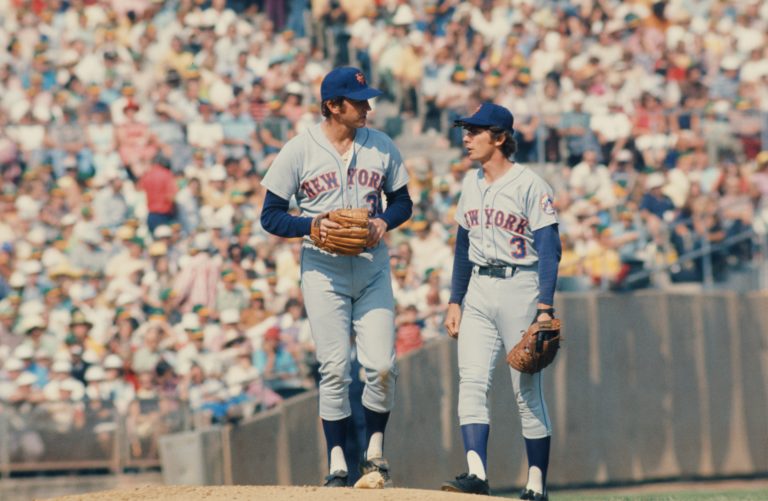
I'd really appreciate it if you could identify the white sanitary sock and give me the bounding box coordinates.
[526,466,543,493]
[366,432,383,459]
[329,446,347,474]
[467,451,486,480]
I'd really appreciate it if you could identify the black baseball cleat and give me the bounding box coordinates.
[520,488,548,500]
[441,473,491,495]
[358,457,393,487]
[323,470,348,487]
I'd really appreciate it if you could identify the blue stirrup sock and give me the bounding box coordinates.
[524,435,551,490]
[322,417,350,473]
[461,423,490,477]
[363,407,390,459]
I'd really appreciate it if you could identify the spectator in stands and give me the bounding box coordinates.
[138,155,178,234]
[569,148,615,205]
[395,304,423,358]
[220,98,258,161]
[92,169,129,231]
[126,370,162,459]
[559,91,595,167]
[639,173,676,244]
[86,103,120,177]
[21,315,58,358]
[591,100,632,164]
[253,326,303,396]
[46,107,90,179]
[151,103,190,173]
[216,268,249,313]
[505,76,540,163]
[538,76,565,163]
[718,175,754,263]
[83,365,117,454]
[116,100,156,178]
[132,323,166,374]
[220,309,250,365]
[241,288,273,328]
[7,371,46,461]
[175,175,203,236]
[633,92,672,170]
[44,378,86,436]
[415,268,448,340]
[101,354,135,414]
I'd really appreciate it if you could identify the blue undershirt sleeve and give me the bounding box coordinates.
[260,190,313,238]
[377,185,413,230]
[532,223,562,306]
[449,227,473,305]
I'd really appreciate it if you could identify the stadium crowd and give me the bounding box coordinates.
[1,0,768,464]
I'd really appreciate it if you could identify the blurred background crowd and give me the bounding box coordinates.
[1,0,768,470]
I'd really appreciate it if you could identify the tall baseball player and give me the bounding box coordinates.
[441,103,562,499]
[260,67,413,488]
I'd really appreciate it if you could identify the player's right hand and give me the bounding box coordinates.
[444,303,462,338]
[313,213,341,240]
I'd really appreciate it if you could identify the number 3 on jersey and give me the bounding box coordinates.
[509,236,526,258]
[365,192,382,217]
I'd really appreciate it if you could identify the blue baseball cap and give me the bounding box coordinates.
[321,67,382,102]
[454,102,514,132]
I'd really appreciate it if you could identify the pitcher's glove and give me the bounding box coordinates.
[310,208,370,256]
[507,310,562,374]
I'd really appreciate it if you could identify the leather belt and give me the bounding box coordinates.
[476,265,517,278]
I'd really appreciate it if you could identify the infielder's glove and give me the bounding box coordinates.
[310,208,370,256]
[507,312,562,374]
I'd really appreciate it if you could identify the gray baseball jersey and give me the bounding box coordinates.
[262,122,409,225]
[455,164,558,267]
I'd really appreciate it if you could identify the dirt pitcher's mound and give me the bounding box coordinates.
[45,485,503,501]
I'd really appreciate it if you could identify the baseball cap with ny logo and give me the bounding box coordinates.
[321,67,383,102]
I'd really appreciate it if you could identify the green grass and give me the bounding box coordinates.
[503,488,768,500]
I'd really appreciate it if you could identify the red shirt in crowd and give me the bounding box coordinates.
[395,323,423,357]
[139,164,177,215]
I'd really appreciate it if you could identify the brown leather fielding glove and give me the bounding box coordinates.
[507,318,562,374]
[310,208,370,256]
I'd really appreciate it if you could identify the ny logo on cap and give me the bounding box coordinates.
[356,72,366,85]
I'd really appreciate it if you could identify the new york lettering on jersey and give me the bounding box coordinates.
[462,205,530,259]
[455,166,557,266]
[299,164,386,215]
[262,122,408,220]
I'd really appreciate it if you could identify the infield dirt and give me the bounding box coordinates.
[43,485,504,500]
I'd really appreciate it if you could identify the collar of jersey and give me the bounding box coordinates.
[312,122,368,159]
[477,162,524,187]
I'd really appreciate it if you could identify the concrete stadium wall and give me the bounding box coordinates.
[161,291,768,490]
[159,428,225,485]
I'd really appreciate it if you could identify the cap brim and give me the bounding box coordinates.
[454,117,493,128]
[342,87,383,101]
[454,117,514,132]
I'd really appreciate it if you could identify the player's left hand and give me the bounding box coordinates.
[366,218,387,247]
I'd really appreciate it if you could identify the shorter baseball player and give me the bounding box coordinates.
[441,103,562,499]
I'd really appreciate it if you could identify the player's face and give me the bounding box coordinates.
[339,98,371,128]
[462,126,496,162]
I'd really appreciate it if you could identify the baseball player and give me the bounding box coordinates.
[260,67,413,488]
[441,103,561,499]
